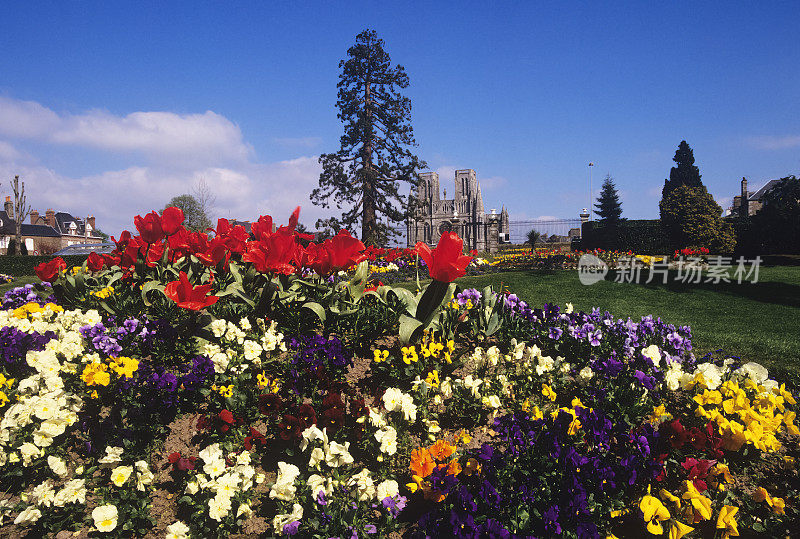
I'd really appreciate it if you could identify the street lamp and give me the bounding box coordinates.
[588,162,595,220]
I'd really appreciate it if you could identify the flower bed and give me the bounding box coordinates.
[0,207,797,538]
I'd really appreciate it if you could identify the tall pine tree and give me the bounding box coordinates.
[311,29,425,246]
[662,140,703,198]
[594,174,623,222]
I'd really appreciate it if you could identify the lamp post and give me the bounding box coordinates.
[588,162,595,220]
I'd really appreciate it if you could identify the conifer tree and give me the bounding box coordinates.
[663,140,703,198]
[594,174,623,222]
[311,29,425,246]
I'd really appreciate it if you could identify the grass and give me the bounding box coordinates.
[0,276,39,296]
[450,266,800,370]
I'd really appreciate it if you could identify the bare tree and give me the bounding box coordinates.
[11,176,32,255]
[192,177,216,223]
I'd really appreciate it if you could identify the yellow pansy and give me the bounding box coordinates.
[669,520,694,539]
[425,370,440,388]
[639,495,670,535]
[81,362,110,387]
[542,384,557,402]
[681,481,712,522]
[716,505,739,538]
[372,349,390,363]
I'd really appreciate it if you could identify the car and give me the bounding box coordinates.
[51,242,116,256]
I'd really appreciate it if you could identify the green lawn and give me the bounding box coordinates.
[453,266,800,370]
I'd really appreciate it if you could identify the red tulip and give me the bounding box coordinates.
[134,211,164,244]
[163,271,219,310]
[161,206,185,236]
[35,257,67,283]
[242,229,298,275]
[323,230,366,273]
[415,232,473,283]
[86,251,105,272]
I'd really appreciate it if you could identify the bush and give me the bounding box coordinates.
[659,185,736,253]
[581,220,671,253]
[0,254,89,276]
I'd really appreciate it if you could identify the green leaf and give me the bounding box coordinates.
[302,302,326,323]
[140,280,165,307]
[399,314,424,344]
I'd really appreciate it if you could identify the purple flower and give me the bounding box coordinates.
[363,524,377,534]
[589,330,602,347]
[548,327,563,340]
[316,491,327,506]
[283,521,300,536]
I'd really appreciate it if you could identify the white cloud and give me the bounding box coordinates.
[480,175,507,191]
[0,96,331,235]
[0,96,252,165]
[746,135,800,151]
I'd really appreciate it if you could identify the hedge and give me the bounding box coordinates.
[581,219,671,253]
[0,255,89,277]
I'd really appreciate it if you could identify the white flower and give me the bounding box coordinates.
[439,378,453,399]
[203,458,226,478]
[31,480,56,507]
[376,479,399,501]
[400,393,417,422]
[578,367,594,384]
[483,394,501,409]
[642,344,662,367]
[325,441,354,468]
[693,363,723,391]
[300,425,329,451]
[382,388,404,412]
[92,504,118,532]
[47,455,68,477]
[273,503,303,535]
[20,442,42,466]
[307,474,333,499]
[485,346,501,366]
[374,426,398,455]
[243,339,263,362]
[270,462,300,501]
[53,479,86,506]
[664,364,685,391]
[110,465,133,487]
[464,375,482,398]
[166,521,191,539]
[135,460,153,491]
[13,506,42,526]
[239,317,252,331]
[347,468,375,501]
[208,494,232,521]
[536,356,555,376]
[98,446,124,464]
[565,303,574,314]
[185,481,199,495]
[210,319,227,338]
[737,362,769,384]
[368,407,387,428]
[309,447,325,468]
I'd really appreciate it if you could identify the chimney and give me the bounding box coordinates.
[30,210,39,224]
[740,177,749,218]
[4,196,12,219]
[45,209,56,228]
[87,215,96,232]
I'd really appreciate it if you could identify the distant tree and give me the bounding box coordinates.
[660,185,736,253]
[192,177,216,225]
[10,176,31,256]
[93,228,111,242]
[751,175,800,253]
[164,194,212,232]
[526,229,542,246]
[663,141,703,198]
[594,174,623,223]
[311,29,426,246]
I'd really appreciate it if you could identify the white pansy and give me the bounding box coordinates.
[272,503,303,535]
[199,443,222,464]
[400,393,417,421]
[300,425,329,451]
[208,493,232,521]
[485,346,501,366]
[374,426,398,455]
[325,441,354,468]
[642,344,662,367]
[210,319,227,338]
[347,468,376,501]
[376,479,399,501]
[135,460,153,491]
[736,362,769,384]
[309,447,325,468]
[13,506,42,526]
[47,456,68,477]
[535,356,554,376]
[242,339,263,362]
[382,388,404,412]
[110,465,133,487]
[92,504,118,532]
[166,521,191,539]
[578,367,594,384]
[99,446,124,464]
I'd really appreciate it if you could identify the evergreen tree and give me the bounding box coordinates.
[663,140,703,198]
[594,174,623,222]
[660,185,736,253]
[311,29,425,246]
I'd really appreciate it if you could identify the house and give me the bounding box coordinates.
[730,178,780,218]
[0,196,103,255]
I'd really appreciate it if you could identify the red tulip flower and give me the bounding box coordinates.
[160,206,185,236]
[163,271,219,310]
[86,252,105,272]
[415,232,473,283]
[323,230,366,273]
[35,257,67,283]
[134,211,164,244]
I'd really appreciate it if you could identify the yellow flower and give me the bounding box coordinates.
[716,505,739,538]
[668,520,694,539]
[401,346,418,364]
[529,406,544,421]
[108,356,138,379]
[81,362,110,387]
[752,487,772,506]
[649,404,673,425]
[373,349,390,363]
[659,488,681,510]
[0,391,8,407]
[542,384,557,402]
[772,497,786,515]
[682,481,712,522]
[639,495,670,535]
[425,370,440,388]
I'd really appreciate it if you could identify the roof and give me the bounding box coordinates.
[21,224,60,238]
[750,179,780,201]
[0,209,101,238]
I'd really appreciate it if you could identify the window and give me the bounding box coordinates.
[25,238,34,250]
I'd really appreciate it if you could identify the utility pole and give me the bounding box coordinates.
[588,162,595,220]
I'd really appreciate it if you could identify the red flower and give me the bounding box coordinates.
[258,393,283,416]
[86,251,105,272]
[35,257,67,283]
[278,414,306,441]
[242,229,299,275]
[161,206,185,236]
[321,230,366,274]
[244,427,267,451]
[163,271,219,310]
[134,211,164,244]
[415,232,473,282]
[681,457,716,492]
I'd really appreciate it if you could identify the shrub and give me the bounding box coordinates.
[659,185,736,253]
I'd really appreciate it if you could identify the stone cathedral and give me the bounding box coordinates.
[407,169,509,253]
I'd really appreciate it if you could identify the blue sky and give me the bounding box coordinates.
[1,1,799,235]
